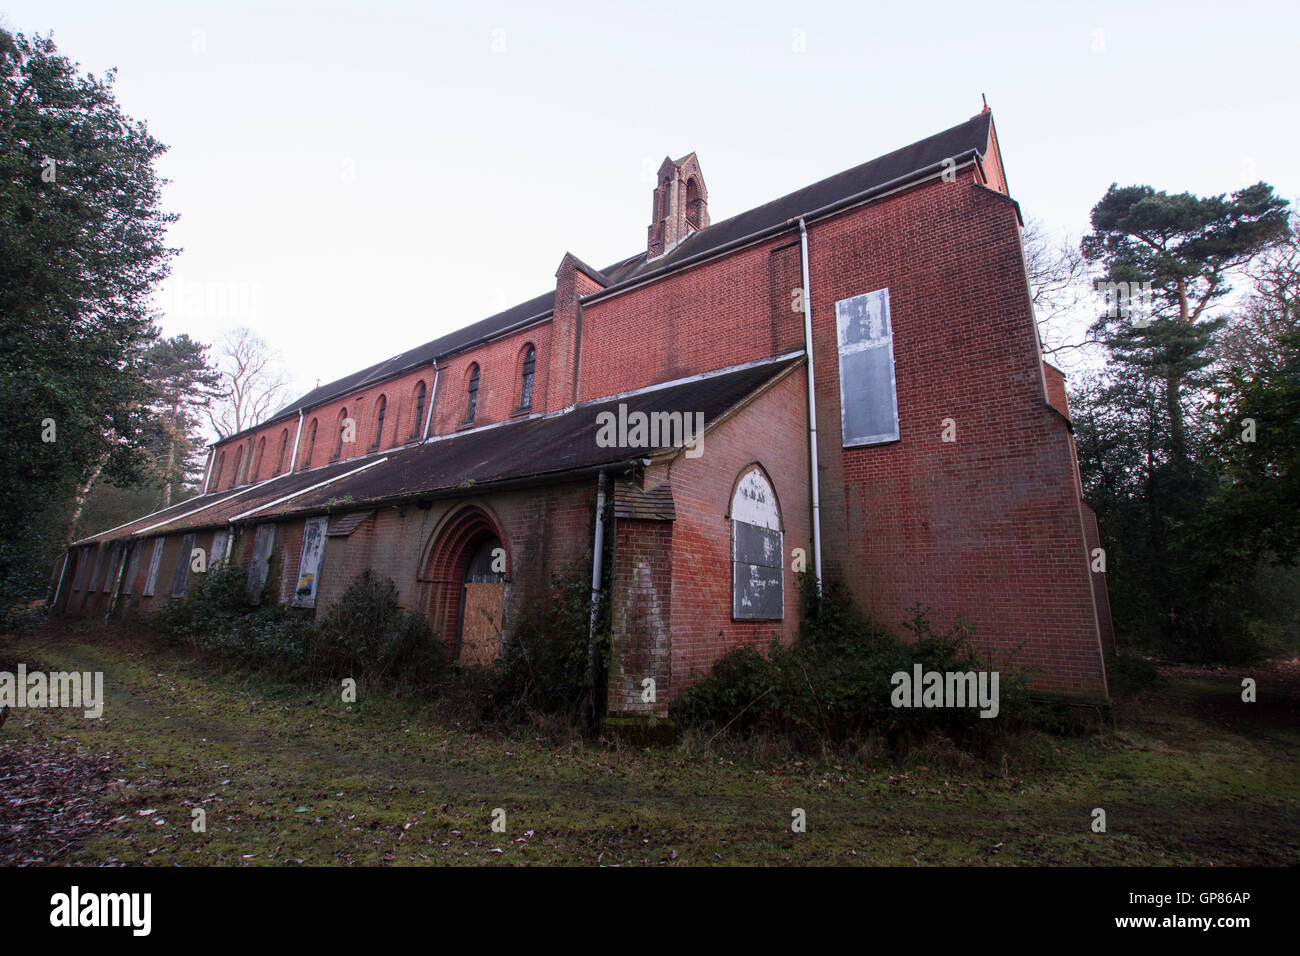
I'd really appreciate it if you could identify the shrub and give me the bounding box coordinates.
[672,576,1032,755]
[484,563,601,725]
[311,570,445,688]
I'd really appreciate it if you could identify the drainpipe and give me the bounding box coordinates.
[585,470,609,723]
[797,217,824,589]
[287,409,305,473]
[421,365,439,440]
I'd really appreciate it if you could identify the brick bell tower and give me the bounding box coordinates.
[647,153,709,261]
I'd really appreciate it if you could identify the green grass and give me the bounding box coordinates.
[2,619,1297,866]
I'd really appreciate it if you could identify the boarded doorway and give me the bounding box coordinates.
[456,536,505,666]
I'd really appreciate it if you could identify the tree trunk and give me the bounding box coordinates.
[160,395,180,508]
[65,452,108,546]
[1165,371,1186,462]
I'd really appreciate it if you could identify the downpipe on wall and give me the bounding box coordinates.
[584,469,608,725]
[797,217,824,589]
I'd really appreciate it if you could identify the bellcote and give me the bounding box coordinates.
[647,153,708,261]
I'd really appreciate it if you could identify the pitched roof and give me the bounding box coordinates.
[80,356,801,544]
[238,112,993,442]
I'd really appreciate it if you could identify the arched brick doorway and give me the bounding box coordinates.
[422,506,508,666]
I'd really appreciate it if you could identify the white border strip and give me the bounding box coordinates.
[229,457,389,522]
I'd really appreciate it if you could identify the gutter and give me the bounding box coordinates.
[228,457,390,523]
[797,217,824,588]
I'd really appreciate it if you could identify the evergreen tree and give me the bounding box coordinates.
[0,28,176,609]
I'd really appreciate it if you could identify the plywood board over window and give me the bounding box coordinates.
[292,516,329,608]
[121,541,142,596]
[731,467,784,620]
[142,538,165,597]
[836,288,900,446]
[171,532,197,597]
[246,524,276,600]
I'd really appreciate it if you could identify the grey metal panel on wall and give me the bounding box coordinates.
[121,542,142,596]
[836,288,900,446]
[292,516,329,608]
[732,560,784,620]
[247,524,276,599]
[142,538,165,596]
[171,533,196,597]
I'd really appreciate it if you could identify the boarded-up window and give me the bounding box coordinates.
[171,533,197,597]
[101,544,122,593]
[121,541,142,596]
[731,468,783,620]
[87,547,105,593]
[210,529,228,569]
[292,516,329,608]
[71,547,91,592]
[142,538,165,597]
[247,524,276,600]
[835,288,899,446]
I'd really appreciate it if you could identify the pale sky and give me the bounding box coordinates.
[6,0,1298,420]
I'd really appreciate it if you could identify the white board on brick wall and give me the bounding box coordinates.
[836,288,900,446]
[292,516,329,608]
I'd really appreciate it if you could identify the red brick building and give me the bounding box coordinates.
[54,108,1114,711]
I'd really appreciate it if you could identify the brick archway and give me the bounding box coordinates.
[421,506,509,663]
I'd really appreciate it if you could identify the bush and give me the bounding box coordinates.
[483,564,601,724]
[153,567,445,690]
[672,576,1032,755]
[311,570,445,688]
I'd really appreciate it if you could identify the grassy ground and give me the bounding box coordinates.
[1,619,1297,866]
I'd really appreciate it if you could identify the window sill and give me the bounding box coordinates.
[510,406,532,418]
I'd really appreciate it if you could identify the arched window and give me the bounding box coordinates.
[465,364,480,424]
[333,407,349,460]
[685,177,702,229]
[410,381,426,440]
[229,445,243,490]
[212,451,226,491]
[730,466,783,620]
[253,436,266,482]
[518,345,535,410]
[371,395,387,450]
[302,418,317,469]
[274,429,288,476]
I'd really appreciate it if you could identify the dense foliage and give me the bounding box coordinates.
[672,575,1034,753]
[0,29,178,614]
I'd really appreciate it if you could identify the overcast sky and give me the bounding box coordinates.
[6,0,1298,412]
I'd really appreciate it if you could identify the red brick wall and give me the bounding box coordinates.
[431,323,553,436]
[578,238,804,401]
[806,177,1107,696]
[608,519,674,714]
[661,367,813,699]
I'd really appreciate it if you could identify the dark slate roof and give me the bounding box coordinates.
[90,357,799,543]
[73,453,398,545]
[254,356,801,521]
[614,482,676,521]
[263,289,556,426]
[609,112,993,280]
[229,112,992,441]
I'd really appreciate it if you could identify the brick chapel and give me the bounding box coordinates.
[53,107,1115,713]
